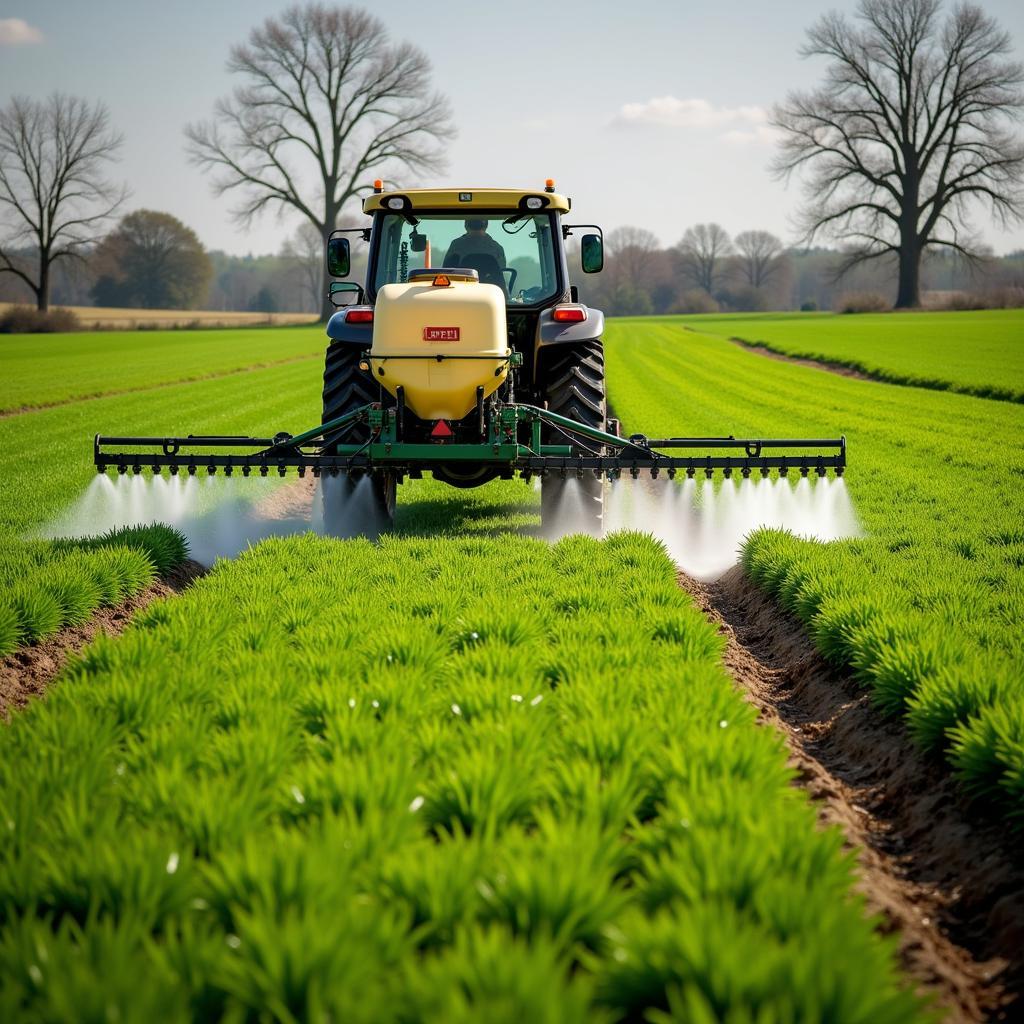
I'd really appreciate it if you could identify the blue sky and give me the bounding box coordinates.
[2,0,1022,255]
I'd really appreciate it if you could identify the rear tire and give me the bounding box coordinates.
[539,340,606,537]
[320,342,395,538]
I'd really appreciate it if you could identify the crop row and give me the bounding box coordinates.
[0,531,924,1022]
[0,324,325,413]
[0,526,188,658]
[0,354,327,659]
[606,318,1024,821]
[684,309,1024,402]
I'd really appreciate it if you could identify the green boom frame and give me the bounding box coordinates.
[94,403,846,481]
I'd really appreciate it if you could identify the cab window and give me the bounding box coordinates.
[373,212,559,306]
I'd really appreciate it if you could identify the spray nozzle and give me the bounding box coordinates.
[188,464,197,476]
[741,467,751,479]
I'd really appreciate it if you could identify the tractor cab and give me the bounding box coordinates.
[324,182,605,404]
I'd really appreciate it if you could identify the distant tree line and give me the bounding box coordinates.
[575,224,1024,316]
[1,0,1021,318]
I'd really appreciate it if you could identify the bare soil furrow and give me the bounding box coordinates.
[727,336,874,380]
[0,559,207,716]
[679,565,1024,1024]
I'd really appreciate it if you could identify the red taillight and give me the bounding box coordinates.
[430,420,454,439]
[552,305,587,323]
[345,307,374,324]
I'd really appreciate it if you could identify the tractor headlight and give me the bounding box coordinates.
[525,196,544,210]
[385,197,405,210]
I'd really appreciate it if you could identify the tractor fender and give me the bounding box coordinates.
[534,305,604,348]
[325,310,372,344]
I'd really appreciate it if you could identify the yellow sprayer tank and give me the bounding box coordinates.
[369,275,509,421]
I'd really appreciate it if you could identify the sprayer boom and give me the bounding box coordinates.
[94,403,846,481]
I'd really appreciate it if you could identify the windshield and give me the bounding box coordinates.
[373,212,560,305]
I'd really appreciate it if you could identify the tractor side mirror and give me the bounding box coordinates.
[326,236,351,277]
[581,233,603,274]
[409,230,427,253]
[329,281,363,307]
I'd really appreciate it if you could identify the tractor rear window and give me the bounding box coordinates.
[373,212,559,305]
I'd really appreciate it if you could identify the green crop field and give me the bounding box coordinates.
[1,311,1021,1018]
[680,309,1024,402]
[0,325,325,413]
[0,531,922,1022]
[0,358,327,656]
[607,317,1024,818]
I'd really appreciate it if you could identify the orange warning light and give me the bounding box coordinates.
[544,178,556,192]
[373,178,383,193]
[432,274,451,287]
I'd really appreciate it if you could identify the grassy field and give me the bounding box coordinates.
[0,302,317,331]
[680,309,1024,402]
[0,533,923,1022]
[0,324,325,412]
[2,310,1020,1016]
[606,317,1024,818]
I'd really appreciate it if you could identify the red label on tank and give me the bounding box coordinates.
[423,326,460,342]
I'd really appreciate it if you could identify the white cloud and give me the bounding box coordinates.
[613,96,767,130]
[0,18,43,46]
[720,124,782,146]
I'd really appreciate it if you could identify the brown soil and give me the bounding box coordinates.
[0,559,207,718]
[0,353,321,419]
[254,475,317,522]
[728,337,874,380]
[680,566,1024,1023]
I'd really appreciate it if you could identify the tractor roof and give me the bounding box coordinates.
[363,187,571,215]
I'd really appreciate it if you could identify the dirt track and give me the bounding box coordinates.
[680,566,1024,1023]
[727,337,875,380]
[0,559,206,717]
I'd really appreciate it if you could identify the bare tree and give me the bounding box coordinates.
[186,4,455,319]
[281,222,324,312]
[607,226,661,286]
[734,230,785,288]
[675,223,733,294]
[0,94,125,311]
[772,0,1024,308]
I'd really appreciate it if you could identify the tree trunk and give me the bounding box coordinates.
[37,250,50,312]
[319,220,334,323]
[895,238,921,308]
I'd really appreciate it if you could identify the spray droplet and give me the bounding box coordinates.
[530,694,544,706]
[166,852,180,874]
[511,694,523,703]
[408,795,425,813]
[290,786,305,804]
[451,703,462,716]
[719,720,728,729]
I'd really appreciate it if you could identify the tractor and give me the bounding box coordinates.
[320,178,611,535]
[93,181,846,537]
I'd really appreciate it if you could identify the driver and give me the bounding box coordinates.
[443,218,507,269]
